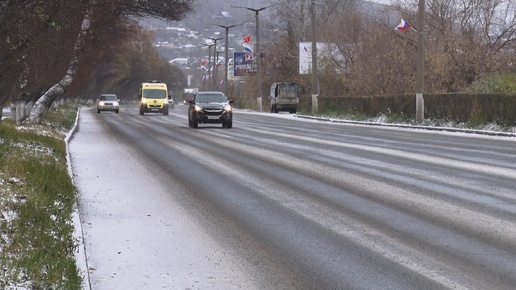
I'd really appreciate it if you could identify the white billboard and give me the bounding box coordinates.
[299,42,326,75]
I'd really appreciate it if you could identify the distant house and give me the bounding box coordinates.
[166,27,188,37]
[166,27,187,32]
[170,58,188,65]
[187,31,200,39]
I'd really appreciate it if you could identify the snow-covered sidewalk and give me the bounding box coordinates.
[68,108,261,289]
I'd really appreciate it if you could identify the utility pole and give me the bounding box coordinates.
[208,37,222,90]
[215,51,223,89]
[232,5,271,112]
[310,0,319,114]
[416,0,425,122]
[217,24,237,95]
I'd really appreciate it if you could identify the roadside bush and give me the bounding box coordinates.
[468,112,489,128]
[469,73,516,94]
[308,93,516,128]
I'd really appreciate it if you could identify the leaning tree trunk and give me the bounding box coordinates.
[28,7,92,124]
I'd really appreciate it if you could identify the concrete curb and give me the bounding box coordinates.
[294,114,516,138]
[64,106,92,290]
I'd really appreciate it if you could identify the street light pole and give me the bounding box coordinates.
[217,24,237,96]
[310,0,319,114]
[232,5,271,112]
[208,37,222,90]
[203,43,214,91]
[416,0,425,122]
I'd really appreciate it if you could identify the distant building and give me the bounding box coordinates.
[166,27,187,32]
[170,58,188,65]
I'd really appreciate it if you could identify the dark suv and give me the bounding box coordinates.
[188,91,233,128]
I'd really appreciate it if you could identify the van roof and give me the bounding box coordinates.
[142,82,167,88]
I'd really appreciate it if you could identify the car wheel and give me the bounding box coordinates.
[139,106,144,115]
[188,117,192,128]
[193,119,198,128]
[97,108,101,113]
[225,121,233,129]
[163,108,169,115]
[115,109,119,114]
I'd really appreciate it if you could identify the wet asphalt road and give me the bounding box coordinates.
[72,104,516,290]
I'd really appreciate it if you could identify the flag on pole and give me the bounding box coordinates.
[395,19,412,32]
[242,35,252,43]
[242,43,253,61]
[201,60,207,71]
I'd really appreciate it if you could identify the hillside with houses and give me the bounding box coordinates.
[139,0,269,85]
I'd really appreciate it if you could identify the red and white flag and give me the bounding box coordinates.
[242,35,252,43]
[395,19,412,32]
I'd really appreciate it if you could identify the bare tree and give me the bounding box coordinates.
[265,0,515,98]
[25,0,193,123]
[0,0,89,124]
[26,0,94,124]
[422,0,516,92]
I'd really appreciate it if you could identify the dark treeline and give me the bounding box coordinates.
[0,0,194,123]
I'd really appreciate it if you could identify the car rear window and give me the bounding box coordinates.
[195,93,226,103]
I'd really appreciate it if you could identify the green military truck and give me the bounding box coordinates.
[269,82,301,114]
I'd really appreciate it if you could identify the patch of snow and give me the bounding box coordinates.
[1,210,17,223]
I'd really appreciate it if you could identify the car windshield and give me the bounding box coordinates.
[143,89,167,99]
[278,84,298,98]
[100,95,117,101]
[195,93,226,103]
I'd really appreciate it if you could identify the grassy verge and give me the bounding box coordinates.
[0,104,83,289]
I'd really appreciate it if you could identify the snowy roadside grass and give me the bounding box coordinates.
[0,105,82,289]
[313,111,516,133]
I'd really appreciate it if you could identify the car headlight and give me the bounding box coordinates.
[141,98,146,104]
[194,105,202,112]
[99,101,105,106]
[224,104,232,112]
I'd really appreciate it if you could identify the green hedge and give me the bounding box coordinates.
[300,93,516,126]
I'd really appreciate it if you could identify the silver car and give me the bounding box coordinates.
[97,94,120,113]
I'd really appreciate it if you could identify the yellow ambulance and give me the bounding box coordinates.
[138,80,170,115]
